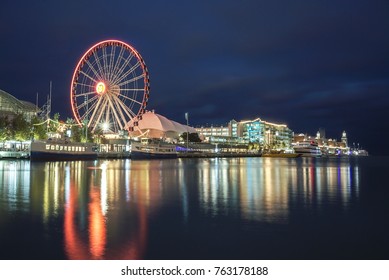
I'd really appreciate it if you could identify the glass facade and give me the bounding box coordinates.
[0,89,38,121]
[197,118,293,149]
[240,118,292,148]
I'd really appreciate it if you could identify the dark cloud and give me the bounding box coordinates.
[0,0,388,154]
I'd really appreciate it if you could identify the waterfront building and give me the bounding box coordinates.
[294,130,351,155]
[240,118,293,149]
[95,110,197,154]
[341,131,348,146]
[195,122,245,144]
[0,89,39,121]
[196,117,293,150]
[127,110,196,142]
[196,124,230,138]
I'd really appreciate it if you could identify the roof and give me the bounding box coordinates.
[0,89,38,113]
[130,111,197,134]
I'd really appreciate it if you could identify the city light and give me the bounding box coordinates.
[102,122,110,132]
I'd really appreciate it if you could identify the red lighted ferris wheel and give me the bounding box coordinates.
[70,39,149,133]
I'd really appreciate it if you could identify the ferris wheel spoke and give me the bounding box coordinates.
[80,104,95,122]
[74,90,97,98]
[111,47,125,82]
[79,70,99,83]
[112,96,130,128]
[113,53,131,79]
[106,95,125,129]
[80,101,99,119]
[107,45,117,82]
[105,102,111,125]
[102,47,110,81]
[111,52,135,84]
[89,97,108,129]
[117,73,145,87]
[96,100,109,127]
[80,96,100,117]
[112,95,137,119]
[75,82,95,89]
[85,59,104,81]
[93,51,105,80]
[76,94,99,111]
[113,97,131,128]
[114,61,141,85]
[117,92,143,105]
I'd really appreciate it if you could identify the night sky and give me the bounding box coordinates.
[1,0,388,154]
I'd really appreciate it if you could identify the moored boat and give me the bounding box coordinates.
[292,140,322,157]
[30,138,98,161]
[131,138,177,159]
[0,150,30,159]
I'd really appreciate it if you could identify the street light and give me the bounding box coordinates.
[185,112,189,152]
[102,122,110,132]
[83,119,88,142]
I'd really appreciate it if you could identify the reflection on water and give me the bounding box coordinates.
[193,157,360,223]
[0,157,361,259]
[0,160,31,212]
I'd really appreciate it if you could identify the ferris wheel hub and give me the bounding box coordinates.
[96,82,106,94]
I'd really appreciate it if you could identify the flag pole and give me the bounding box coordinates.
[185,112,189,152]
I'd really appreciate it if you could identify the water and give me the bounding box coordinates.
[0,157,388,260]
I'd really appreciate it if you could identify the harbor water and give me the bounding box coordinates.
[0,156,388,260]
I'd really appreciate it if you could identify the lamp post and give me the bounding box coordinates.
[83,119,88,143]
[185,112,189,152]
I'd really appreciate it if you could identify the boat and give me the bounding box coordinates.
[292,140,322,157]
[30,138,98,161]
[131,138,177,159]
[0,140,30,159]
[351,149,369,156]
[0,150,30,159]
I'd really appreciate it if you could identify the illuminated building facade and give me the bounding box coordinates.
[294,130,351,155]
[196,117,293,149]
[195,123,240,144]
[240,118,293,149]
[196,124,230,138]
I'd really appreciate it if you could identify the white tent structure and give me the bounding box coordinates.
[128,110,197,141]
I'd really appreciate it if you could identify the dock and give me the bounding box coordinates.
[0,150,30,159]
[178,152,261,158]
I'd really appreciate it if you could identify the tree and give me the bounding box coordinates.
[47,113,61,133]
[12,113,30,141]
[31,116,47,140]
[0,116,11,141]
[65,118,81,142]
[181,132,202,143]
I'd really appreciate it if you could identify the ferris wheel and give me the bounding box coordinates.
[70,39,149,133]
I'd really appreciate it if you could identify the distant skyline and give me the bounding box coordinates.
[1,1,388,154]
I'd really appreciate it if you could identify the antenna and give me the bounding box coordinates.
[36,92,39,113]
[47,81,52,120]
[38,81,52,120]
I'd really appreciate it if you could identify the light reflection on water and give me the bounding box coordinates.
[0,157,361,259]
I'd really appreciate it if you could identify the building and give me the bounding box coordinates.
[196,117,293,149]
[240,118,293,149]
[0,89,38,121]
[294,130,351,155]
[127,110,196,142]
[196,124,230,138]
